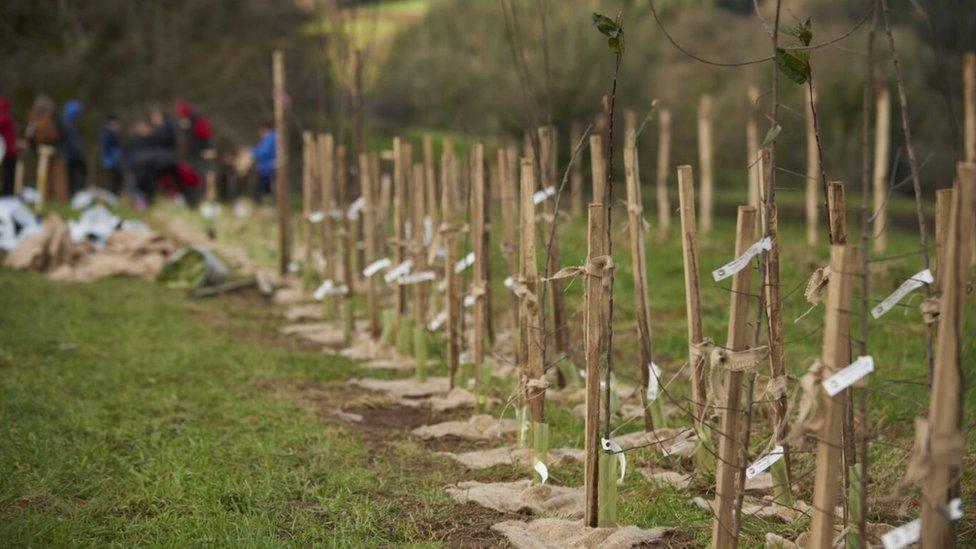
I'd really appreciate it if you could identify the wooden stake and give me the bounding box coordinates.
[442,139,461,388]
[583,203,608,527]
[677,165,707,422]
[317,134,336,317]
[590,136,606,215]
[935,188,953,290]
[965,53,975,163]
[571,122,584,216]
[698,94,714,234]
[808,243,856,549]
[872,83,890,253]
[337,145,354,340]
[423,135,439,237]
[828,181,848,244]
[758,150,793,506]
[410,162,428,325]
[13,141,25,196]
[301,133,315,265]
[806,85,820,246]
[470,145,487,385]
[746,86,760,211]
[360,152,380,338]
[35,145,55,214]
[711,206,757,548]
[272,50,291,275]
[624,129,659,431]
[393,138,410,325]
[539,126,569,378]
[655,108,672,232]
[965,53,976,266]
[498,147,520,332]
[920,162,975,544]
[519,157,545,423]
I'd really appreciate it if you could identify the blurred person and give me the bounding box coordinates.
[251,122,276,204]
[25,95,59,147]
[25,95,62,202]
[175,101,211,205]
[60,99,86,195]
[0,95,17,195]
[98,114,123,194]
[123,119,178,209]
[149,105,176,150]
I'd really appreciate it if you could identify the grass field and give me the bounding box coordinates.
[1,193,974,545]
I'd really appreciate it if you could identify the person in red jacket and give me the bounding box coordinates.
[0,95,18,195]
[175,101,211,205]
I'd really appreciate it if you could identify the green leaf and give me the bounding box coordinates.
[780,18,812,46]
[607,35,624,54]
[776,48,810,85]
[592,13,620,38]
[760,124,782,148]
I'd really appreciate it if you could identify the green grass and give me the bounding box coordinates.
[2,189,974,545]
[0,273,488,546]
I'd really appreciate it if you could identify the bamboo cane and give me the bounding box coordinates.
[920,162,975,544]
[698,94,714,234]
[318,134,336,319]
[583,203,608,527]
[442,139,461,388]
[872,83,890,253]
[272,50,291,275]
[807,243,856,549]
[470,145,487,388]
[806,85,820,247]
[711,206,757,549]
[571,122,584,216]
[360,153,380,339]
[498,147,519,333]
[746,86,760,211]
[759,150,793,505]
[624,129,663,431]
[677,165,707,423]
[655,109,672,233]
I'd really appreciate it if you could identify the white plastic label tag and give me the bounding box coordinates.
[601,438,626,482]
[200,201,219,220]
[346,196,364,220]
[533,460,549,484]
[398,270,436,285]
[746,445,784,479]
[646,363,662,401]
[711,236,772,281]
[504,275,518,294]
[363,257,391,278]
[313,279,334,300]
[308,210,325,223]
[871,269,934,319]
[454,252,475,273]
[463,293,476,308]
[822,356,874,396]
[882,498,962,549]
[384,259,413,283]
[663,439,693,457]
[423,216,433,244]
[427,311,447,331]
[533,185,556,205]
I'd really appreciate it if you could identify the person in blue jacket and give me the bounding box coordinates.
[251,122,276,204]
[99,114,122,194]
[60,99,86,195]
